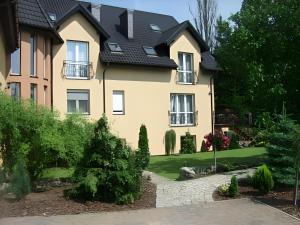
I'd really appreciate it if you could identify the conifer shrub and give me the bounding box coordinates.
[136,124,150,170]
[228,175,238,197]
[252,164,274,194]
[165,129,176,155]
[10,156,31,200]
[180,132,196,154]
[200,140,207,152]
[68,115,142,204]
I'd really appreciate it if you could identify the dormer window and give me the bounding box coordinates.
[143,46,157,56]
[108,43,123,53]
[48,13,56,21]
[150,24,161,32]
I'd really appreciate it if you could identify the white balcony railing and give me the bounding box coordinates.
[176,71,198,84]
[63,60,93,79]
[169,111,198,126]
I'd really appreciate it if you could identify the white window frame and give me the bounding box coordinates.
[30,34,37,76]
[113,90,125,115]
[177,52,194,84]
[170,94,195,126]
[66,40,89,79]
[67,90,90,114]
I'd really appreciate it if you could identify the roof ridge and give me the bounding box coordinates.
[36,0,54,29]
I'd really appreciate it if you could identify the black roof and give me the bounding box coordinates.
[201,51,220,72]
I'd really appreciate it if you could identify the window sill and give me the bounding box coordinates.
[30,75,38,78]
[113,112,125,115]
[170,124,197,127]
[176,82,195,85]
[67,112,90,115]
[65,77,90,80]
[43,78,48,81]
[10,73,21,76]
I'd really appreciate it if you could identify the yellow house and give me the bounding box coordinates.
[2,0,219,155]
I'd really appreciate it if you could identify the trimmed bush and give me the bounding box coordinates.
[69,115,142,205]
[252,164,274,194]
[180,132,196,154]
[10,156,31,200]
[165,129,176,155]
[228,175,238,197]
[136,124,150,170]
[227,130,240,149]
[200,140,207,152]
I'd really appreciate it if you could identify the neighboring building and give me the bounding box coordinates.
[9,0,219,155]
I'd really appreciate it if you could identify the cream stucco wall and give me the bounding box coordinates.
[105,31,213,155]
[0,25,7,91]
[52,13,103,119]
[52,15,214,155]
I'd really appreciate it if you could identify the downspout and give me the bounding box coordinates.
[50,39,53,109]
[102,63,109,114]
[210,72,217,172]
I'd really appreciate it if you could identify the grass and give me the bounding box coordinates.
[148,147,267,180]
[40,167,75,179]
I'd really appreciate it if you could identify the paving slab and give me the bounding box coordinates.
[1,199,299,225]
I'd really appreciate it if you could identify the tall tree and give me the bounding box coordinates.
[215,0,300,122]
[190,0,217,50]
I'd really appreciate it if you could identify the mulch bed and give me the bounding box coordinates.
[213,182,300,219]
[0,178,156,218]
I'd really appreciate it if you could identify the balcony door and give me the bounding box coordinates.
[178,52,194,84]
[66,41,89,78]
[170,94,195,126]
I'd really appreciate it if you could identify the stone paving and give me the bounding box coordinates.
[1,199,299,225]
[144,169,255,208]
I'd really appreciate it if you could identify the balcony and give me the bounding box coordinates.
[169,111,198,126]
[176,71,198,85]
[63,60,93,79]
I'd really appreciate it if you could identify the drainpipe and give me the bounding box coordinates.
[210,72,216,172]
[102,63,109,114]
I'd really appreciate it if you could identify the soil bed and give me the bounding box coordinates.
[213,182,300,219]
[0,178,156,218]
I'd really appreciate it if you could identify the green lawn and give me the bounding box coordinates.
[148,147,267,180]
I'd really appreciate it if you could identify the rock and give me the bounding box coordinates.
[179,167,196,179]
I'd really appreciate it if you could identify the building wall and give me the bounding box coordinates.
[52,14,213,155]
[0,25,7,91]
[105,31,213,155]
[6,30,51,106]
[52,13,103,119]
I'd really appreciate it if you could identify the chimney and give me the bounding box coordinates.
[120,9,134,39]
[91,4,101,22]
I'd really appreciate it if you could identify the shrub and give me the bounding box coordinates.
[180,132,196,154]
[252,164,274,194]
[228,175,238,197]
[136,124,150,170]
[266,115,296,185]
[226,130,240,149]
[69,115,142,204]
[218,183,229,196]
[10,156,31,200]
[204,131,231,151]
[165,129,176,155]
[200,140,207,152]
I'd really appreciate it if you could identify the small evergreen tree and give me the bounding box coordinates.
[180,132,196,154]
[136,124,150,170]
[165,129,176,155]
[10,156,31,200]
[228,175,238,198]
[252,164,274,194]
[200,140,207,152]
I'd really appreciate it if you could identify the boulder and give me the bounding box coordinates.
[179,167,196,179]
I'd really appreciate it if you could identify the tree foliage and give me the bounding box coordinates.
[70,115,142,204]
[180,132,196,154]
[215,0,300,122]
[252,164,274,194]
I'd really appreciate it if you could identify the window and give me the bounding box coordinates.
[108,43,122,52]
[67,90,90,114]
[170,94,195,126]
[44,86,47,105]
[113,91,124,115]
[30,83,37,103]
[30,34,36,76]
[10,33,20,75]
[43,38,46,78]
[178,53,194,84]
[66,40,89,78]
[143,46,157,56]
[10,82,21,100]
[150,24,161,32]
[48,13,56,21]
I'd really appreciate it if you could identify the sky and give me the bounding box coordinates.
[87,0,243,22]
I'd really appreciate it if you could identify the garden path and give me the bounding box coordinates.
[143,169,255,207]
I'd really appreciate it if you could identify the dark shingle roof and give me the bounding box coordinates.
[99,5,178,69]
[18,0,52,30]
[201,51,220,72]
